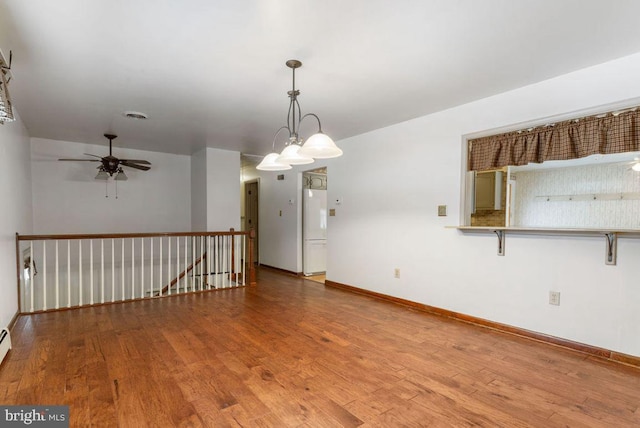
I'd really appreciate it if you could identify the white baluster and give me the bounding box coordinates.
[168,237,172,295]
[226,235,230,288]
[200,235,204,290]
[229,235,233,287]
[77,240,81,308]
[42,241,47,311]
[159,237,163,297]
[223,235,228,288]
[89,239,94,305]
[121,239,125,301]
[235,235,239,287]
[131,239,135,299]
[54,240,59,310]
[78,241,83,307]
[184,236,188,292]
[242,234,246,286]
[207,235,218,290]
[218,235,222,288]
[176,236,180,293]
[215,235,220,288]
[111,239,115,303]
[29,243,34,312]
[150,237,154,298]
[65,240,70,307]
[101,239,105,304]
[212,236,216,289]
[233,235,237,287]
[191,236,196,291]
[140,237,144,299]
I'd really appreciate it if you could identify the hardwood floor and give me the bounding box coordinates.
[1,268,639,427]
[305,274,326,284]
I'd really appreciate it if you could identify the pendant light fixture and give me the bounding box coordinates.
[0,49,15,124]
[256,60,342,171]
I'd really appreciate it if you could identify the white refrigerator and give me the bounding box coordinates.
[303,188,327,275]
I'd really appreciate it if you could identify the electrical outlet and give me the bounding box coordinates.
[549,291,561,306]
[394,268,400,279]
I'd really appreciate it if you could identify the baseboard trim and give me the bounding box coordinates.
[7,311,19,332]
[325,279,640,369]
[258,264,303,277]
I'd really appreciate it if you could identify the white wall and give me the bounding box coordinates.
[253,52,640,357]
[0,112,33,330]
[31,138,191,234]
[205,148,241,231]
[191,147,208,231]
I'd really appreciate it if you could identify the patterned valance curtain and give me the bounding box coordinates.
[468,109,640,171]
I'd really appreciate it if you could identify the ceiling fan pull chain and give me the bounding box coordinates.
[115,179,119,199]
[105,179,108,198]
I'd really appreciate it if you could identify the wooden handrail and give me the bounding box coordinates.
[17,230,251,241]
[160,253,207,295]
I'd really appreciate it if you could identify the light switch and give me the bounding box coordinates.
[438,205,447,216]
[329,209,336,217]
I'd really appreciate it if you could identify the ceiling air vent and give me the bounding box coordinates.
[123,111,148,120]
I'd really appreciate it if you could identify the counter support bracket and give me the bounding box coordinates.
[494,230,505,256]
[605,232,617,266]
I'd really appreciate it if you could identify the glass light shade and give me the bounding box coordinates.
[95,169,109,180]
[632,162,640,172]
[256,153,292,171]
[277,144,314,165]
[115,169,128,181]
[298,133,343,159]
[0,74,15,123]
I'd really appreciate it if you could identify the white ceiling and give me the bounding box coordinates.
[4,0,640,157]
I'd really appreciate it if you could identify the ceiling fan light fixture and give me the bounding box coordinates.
[114,168,128,181]
[256,153,292,171]
[95,168,109,180]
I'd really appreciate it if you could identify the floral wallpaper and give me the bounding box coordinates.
[512,163,640,229]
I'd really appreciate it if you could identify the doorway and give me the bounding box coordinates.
[244,180,259,265]
[302,167,327,279]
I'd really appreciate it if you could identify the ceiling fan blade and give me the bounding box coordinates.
[83,153,103,159]
[58,158,100,162]
[120,159,151,165]
[120,161,151,171]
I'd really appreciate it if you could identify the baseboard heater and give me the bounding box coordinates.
[0,328,11,365]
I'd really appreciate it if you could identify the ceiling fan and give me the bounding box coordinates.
[59,134,151,180]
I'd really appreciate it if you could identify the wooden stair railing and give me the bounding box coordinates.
[160,228,256,295]
[16,229,256,314]
[159,253,207,296]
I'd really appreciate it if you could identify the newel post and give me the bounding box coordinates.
[248,228,256,286]
[229,228,237,282]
